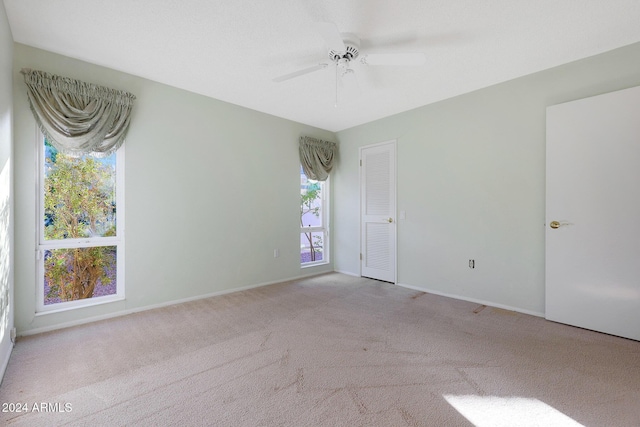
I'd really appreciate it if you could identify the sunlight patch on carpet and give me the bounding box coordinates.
[443,395,584,427]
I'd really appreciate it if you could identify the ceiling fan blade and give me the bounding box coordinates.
[360,53,426,66]
[315,22,346,53]
[273,63,328,83]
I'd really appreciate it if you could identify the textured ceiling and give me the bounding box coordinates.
[4,0,640,132]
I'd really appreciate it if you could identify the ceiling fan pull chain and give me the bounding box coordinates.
[335,62,338,108]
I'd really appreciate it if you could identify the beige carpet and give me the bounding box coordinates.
[1,273,639,426]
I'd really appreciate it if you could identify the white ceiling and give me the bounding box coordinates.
[4,0,640,132]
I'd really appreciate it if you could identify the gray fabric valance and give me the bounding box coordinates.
[21,68,136,158]
[299,136,337,181]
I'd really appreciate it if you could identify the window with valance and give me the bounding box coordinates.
[22,69,135,312]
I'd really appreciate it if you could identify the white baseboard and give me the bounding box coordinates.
[395,282,545,318]
[18,271,331,337]
[0,335,14,385]
[333,269,359,277]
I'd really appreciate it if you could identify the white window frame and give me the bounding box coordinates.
[301,175,329,267]
[36,130,125,314]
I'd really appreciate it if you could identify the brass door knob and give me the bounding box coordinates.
[550,221,560,229]
[386,218,393,223]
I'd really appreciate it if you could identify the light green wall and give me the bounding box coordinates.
[13,44,335,334]
[334,42,640,315]
[11,36,640,333]
[0,1,14,375]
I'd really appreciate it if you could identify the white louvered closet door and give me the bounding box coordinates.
[360,141,396,283]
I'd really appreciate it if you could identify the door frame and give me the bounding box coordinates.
[359,139,397,283]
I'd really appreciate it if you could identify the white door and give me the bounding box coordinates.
[546,86,640,341]
[361,141,396,283]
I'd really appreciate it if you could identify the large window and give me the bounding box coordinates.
[37,137,124,313]
[300,168,329,266]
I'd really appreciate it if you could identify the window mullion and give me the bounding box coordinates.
[300,226,324,233]
[39,237,121,250]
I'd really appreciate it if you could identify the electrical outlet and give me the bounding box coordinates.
[469,259,475,269]
[274,249,279,258]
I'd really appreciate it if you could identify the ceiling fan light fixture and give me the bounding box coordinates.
[337,58,351,70]
[328,34,360,62]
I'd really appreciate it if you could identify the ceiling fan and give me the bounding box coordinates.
[273,22,426,103]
